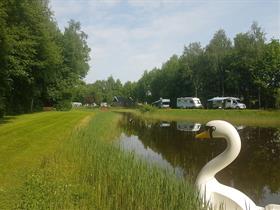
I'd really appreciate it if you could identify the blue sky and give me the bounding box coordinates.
[49,0,280,83]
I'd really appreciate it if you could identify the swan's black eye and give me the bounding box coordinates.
[205,126,215,131]
[205,126,216,138]
[210,126,216,138]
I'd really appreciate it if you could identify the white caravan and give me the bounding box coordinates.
[207,97,246,109]
[152,98,170,108]
[71,102,82,108]
[177,97,203,109]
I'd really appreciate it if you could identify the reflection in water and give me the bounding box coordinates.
[177,121,201,132]
[160,122,171,128]
[119,134,184,177]
[118,113,280,206]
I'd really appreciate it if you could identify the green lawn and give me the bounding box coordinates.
[0,111,93,208]
[118,108,280,128]
[0,110,204,210]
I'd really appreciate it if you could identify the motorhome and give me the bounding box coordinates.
[71,102,82,108]
[152,98,170,108]
[176,97,203,109]
[207,97,246,109]
[100,102,108,107]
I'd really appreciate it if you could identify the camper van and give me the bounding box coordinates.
[207,97,246,109]
[152,98,170,108]
[177,97,203,109]
[71,102,82,108]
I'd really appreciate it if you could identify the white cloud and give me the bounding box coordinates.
[50,0,279,83]
[50,0,82,17]
[83,1,232,82]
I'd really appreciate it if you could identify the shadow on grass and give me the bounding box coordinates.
[0,116,16,125]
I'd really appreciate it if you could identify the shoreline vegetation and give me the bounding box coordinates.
[0,110,204,209]
[114,108,280,128]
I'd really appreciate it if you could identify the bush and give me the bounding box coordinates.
[0,109,4,118]
[275,88,280,109]
[0,97,5,118]
[55,100,72,111]
[139,104,157,113]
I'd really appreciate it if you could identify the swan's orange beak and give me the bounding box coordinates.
[195,130,211,139]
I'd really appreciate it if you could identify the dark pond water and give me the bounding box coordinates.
[118,113,280,206]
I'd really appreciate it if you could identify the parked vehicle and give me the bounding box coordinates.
[177,97,203,109]
[207,97,246,109]
[71,102,82,108]
[152,98,170,108]
[100,102,108,107]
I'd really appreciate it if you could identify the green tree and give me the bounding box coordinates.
[4,0,49,113]
[0,0,91,115]
[122,81,137,99]
[0,1,8,116]
[47,20,91,109]
[62,20,90,79]
[182,42,204,97]
[206,29,232,97]
[153,55,185,107]
[232,22,266,108]
[135,69,158,103]
[256,39,280,108]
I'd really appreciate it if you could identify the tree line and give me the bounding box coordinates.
[74,22,279,109]
[0,0,90,117]
[1,0,279,117]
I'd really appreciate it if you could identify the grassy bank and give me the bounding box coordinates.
[1,110,203,209]
[118,108,280,128]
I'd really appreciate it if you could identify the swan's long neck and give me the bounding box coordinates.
[196,126,241,187]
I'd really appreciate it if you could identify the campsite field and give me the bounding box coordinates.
[0,110,203,209]
[118,108,280,128]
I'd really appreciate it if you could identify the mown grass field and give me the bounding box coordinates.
[0,111,93,208]
[0,110,204,209]
[116,108,280,128]
[0,111,92,183]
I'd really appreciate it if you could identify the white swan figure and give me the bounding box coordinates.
[195,120,280,210]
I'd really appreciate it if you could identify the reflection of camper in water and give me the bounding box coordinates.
[160,121,171,127]
[235,125,246,130]
[177,122,201,132]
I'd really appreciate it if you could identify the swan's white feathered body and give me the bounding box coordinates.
[195,120,280,210]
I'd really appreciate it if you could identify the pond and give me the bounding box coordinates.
[117,113,280,206]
